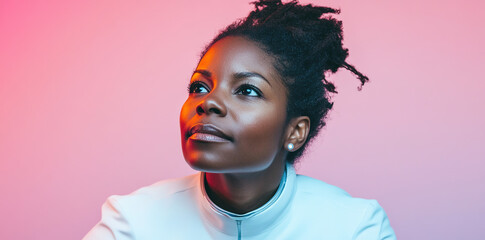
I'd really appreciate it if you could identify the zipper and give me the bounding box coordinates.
[236,220,242,240]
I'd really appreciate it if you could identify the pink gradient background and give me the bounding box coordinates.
[1,0,484,239]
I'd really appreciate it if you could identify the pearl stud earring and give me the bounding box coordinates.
[287,143,294,151]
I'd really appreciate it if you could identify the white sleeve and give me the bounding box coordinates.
[353,200,396,240]
[83,196,135,240]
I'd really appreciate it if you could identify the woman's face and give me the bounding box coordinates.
[180,36,289,173]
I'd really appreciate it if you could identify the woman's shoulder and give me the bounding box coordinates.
[292,174,396,239]
[294,174,379,209]
[108,173,200,208]
[295,174,352,198]
[133,173,200,196]
[83,174,202,240]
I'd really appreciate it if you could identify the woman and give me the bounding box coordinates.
[84,0,396,239]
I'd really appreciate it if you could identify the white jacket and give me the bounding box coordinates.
[83,164,396,239]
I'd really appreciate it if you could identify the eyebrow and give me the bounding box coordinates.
[192,69,212,78]
[233,72,271,86]
[192,69,271,86]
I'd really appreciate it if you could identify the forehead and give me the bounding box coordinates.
[196,36,281,83]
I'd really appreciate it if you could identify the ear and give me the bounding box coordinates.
[284,116,310,152]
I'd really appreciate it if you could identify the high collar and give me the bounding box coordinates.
[196,163,296,237]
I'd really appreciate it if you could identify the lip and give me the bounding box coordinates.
[187,124,232,143]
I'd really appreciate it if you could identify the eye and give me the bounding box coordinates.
[235,84,263,97]
[188,81,209,94]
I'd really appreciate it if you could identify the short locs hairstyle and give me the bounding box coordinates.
[200,0,369,164]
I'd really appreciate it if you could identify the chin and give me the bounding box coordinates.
[183,151,221,172]
[184,154,273,174]
[185,156,234,173]
[182,145,232,173]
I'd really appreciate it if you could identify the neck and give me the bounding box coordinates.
[204,156,286,214]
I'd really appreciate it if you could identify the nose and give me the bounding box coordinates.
[196,92,227,117]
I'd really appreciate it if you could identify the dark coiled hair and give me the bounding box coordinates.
[200,0,368,164]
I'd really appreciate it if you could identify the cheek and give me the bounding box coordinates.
[180,99,195,128]
[236,106,287,162]
[180,99,196,147]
